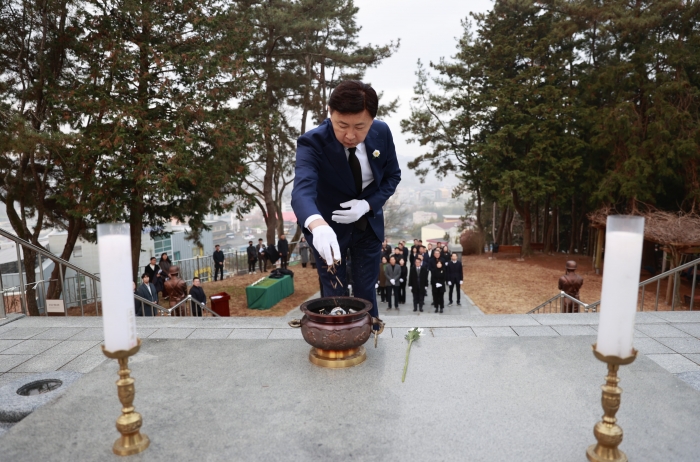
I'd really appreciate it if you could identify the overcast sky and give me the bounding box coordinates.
[353,0,494,188]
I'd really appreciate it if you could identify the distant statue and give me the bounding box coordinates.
[164,265,188,316]
[559,261,583,313]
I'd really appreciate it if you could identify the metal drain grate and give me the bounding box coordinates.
[16,380,63,396]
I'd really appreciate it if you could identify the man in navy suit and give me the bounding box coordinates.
[291,80,401,321]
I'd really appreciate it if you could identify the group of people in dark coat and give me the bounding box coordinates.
[134,252,208,316]
[245,234,292,274]
[376,239,463,313]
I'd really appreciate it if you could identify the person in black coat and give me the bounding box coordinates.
[398,258,408,304]
[428,249,442,305]
[399,242,409,263]
[431,260,446,313]
[440,245,451,264]
[189,277,206,316]
[136,273,159,316]
[381,240,392,261]
[159,253,172,277]
[256,239,267,272]
[428,249,442,271]
[445,253,463,306]
[278,234,289,269]
[213,244,225,281]
[408,257,429,312]
[246,241,257,274]
[144,257,160,283]
[409,246,418,267]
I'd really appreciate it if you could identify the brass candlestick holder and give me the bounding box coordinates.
[587,344,638,462]
[102,338,150,456]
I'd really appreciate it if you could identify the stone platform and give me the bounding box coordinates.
[2,333,700,460]
[2,309,700,460]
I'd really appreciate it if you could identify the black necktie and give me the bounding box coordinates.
[347,147,367,231]
[347,147,362,195]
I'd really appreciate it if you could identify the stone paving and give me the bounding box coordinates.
[2,305,700,390]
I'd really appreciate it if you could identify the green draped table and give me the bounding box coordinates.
[245,275,294,310]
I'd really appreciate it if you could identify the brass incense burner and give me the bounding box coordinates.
[295,297,382,368]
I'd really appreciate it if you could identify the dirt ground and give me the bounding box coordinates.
[463,253,696,314]
[201,261,320,317]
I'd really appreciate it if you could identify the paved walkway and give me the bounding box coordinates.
[3,334,700,461]
[2,309,700,391]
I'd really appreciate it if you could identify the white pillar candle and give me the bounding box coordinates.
[596,216,645,358]
[98,223,138,353]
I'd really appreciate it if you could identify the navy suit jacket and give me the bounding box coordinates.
[291,119,401,242]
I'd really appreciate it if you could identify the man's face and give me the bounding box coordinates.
[451,254,457,262]
[280,235,285,240]
[415,259,422,267]
[330,110,373,148]
[150,258,156,266]
[193,279,200,287]
[142,275,149,284]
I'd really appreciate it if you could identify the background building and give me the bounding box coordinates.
[413,211,438,225]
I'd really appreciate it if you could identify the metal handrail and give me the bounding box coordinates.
[133,294,221,317]
[0,228,100,281]
[528,256,700,314]
[527,292,592,315]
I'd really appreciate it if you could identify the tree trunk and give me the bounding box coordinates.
[555,206,560,252]
[495,204,507,244]
[21,249,40,316]
[46,218,85,300]
[665,248,681,308]
[511,190,532,256]
[569,196,577,254]
[543,195,551,253]
[475,187,484,233]
[504,207,514,245]
[594,227,604,274]
[129,202,145,283]
[492,201,497,242]
[288,225,303,255]
[534,202,540,245]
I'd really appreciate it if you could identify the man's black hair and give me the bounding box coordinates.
[141,273,148,279]
[328,80,378,118]
[258,238,263,241]
[193,277,200,282]
[249,241,253,244]
[150,256,156,261]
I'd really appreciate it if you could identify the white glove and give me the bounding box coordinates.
[459,280,463,285]
[400,278,404,283]
[390,279,395,285]
[375,283,379,289]
[348,284,352,290]
[448,281,452,286]
[311,225,341,264]
[436,283,442,288]
[331,199,370,224]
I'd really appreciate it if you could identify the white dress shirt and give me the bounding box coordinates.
[304,141,375,229]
